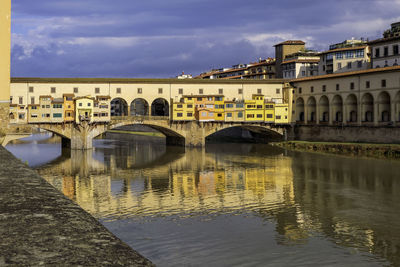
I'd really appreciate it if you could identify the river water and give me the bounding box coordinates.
[6,133,400,266]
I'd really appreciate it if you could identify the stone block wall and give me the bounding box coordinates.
[294,125,400,144]
[0,102,9,136]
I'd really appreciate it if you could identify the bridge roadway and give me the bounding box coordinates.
[14,116,288,150]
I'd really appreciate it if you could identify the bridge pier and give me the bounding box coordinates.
[70,123,95,150]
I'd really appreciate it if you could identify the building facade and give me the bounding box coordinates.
[274,40,306,78]
[369,22,400,69]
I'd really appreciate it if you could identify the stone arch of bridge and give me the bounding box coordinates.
[204,124,284,143]
[33,125,71,140]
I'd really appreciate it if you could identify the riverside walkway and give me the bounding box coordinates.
[0,146,153,266]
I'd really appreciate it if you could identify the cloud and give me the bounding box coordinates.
[10,0,400,78]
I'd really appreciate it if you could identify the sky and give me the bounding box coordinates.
[10,0,400,78]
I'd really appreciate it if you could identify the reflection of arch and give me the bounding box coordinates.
[394,91,400,122]
[378,91,391,122]
[130,98,149,116]
[307,97,316,123]
[332,95,343,123]
[361,93,374,122]
[111,98,128,116]
[345,94,357,123]
[319,96,329,122]
[296,98,305,122]
[151,98,169,117]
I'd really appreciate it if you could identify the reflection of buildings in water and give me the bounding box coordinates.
[291,152,400,264]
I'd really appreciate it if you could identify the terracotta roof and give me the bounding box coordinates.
[281,59,320,64]
[291,65,400,82]
[368,35,400,45]
[248,60,276,67]
[52,98,64,103]
[74,96,95,100]
[274,40,305,46]
[63,93,75,97]
[319,45,368,54]
[10,104,17,107]
[220,75,243,79]
[96,95,111,100]
[39,95,52,98]
[182,94,224,98]
[28,104,40,107]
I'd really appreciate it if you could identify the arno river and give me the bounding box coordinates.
[6,133,400,266]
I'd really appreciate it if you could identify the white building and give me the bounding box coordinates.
[369,22,400,69]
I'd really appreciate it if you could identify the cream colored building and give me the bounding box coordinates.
[282,52,320,79]
[369,22,400,69]
[75,96,94,122]
[292,66,400,126]
[10,78,290,122]
[318,40,370,75]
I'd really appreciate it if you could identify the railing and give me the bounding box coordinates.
[110,115,170,121]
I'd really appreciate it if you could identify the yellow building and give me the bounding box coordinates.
[75,96,94,123]
[51,98,64,123]
[39,95,53,123]
[194,95,216,122]
[245,94,265,122]
[224,101,245,122]
[274,103,290,124]
[214,95,225,121]
[27,104,40,123]
[63,93,75,122]
[171,95,195,121]
[0,0,11,132]
[265,102,275,123]
[93,95,111,122]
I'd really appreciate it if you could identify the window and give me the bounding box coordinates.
[178,88,183,95]
[357,61,362,68]
[347,62,352,69]
[310,86,314,93]
[95,88,100,94]
[46,105,50,108]
[74,87,78,93]
[393,45,399,55]
[217,113,222,117]
[197,97,202,101]
[51,87,56,93]
[302,71,306,76]
[116,88,121,94]
[236,103,244,108]
[19,97,23,105]
[238,112,243,118]
[366,81,370,88]
[79,103,82,107]
[199,88,203,94]
[158,88,163,94]
[336,52,343,59]
[298,87,302,94]
[267,114,273,118]
[336,84,339,91]
[247,114,255,118]
[350,82,355,90]
[177,104,183,108]
[276,116,281,119]
[29,87,34,93]
[187,104,193,108]
[276,88,280,94]
[256,114,263,118]
[322,85,326,92]
[382,79,386,87]
[257,88,262,94]
[218,88,223,94]
[53,104,62,108]
[256,105,263,109]
[87,103,91,107]
[227,113,232,118]
[375,48,380,57]
[30,97,35,105]
[226,103,233,108]
[53,113,62,118]
[345,50,354,58]
[177,113,183,117]
[137,88,142,94]
[187,112,193,117]
[384,46,389,56]
[201,112,206,117]
[238,88,243,94]
[355,50,364,58]
[337,63,342,69]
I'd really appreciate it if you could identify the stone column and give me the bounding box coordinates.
[357,99,362,126]
[373,102,379,126]
[391,101,396,124]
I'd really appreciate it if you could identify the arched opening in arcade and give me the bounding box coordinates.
[378,91,391,123]
[130,98,149,116]
[318,96,329,123]
[296,98,305,122]
[151,98,169,117]
[205,126,284,144]
[361,93,374,123]
[332,95,343,123]
[395,91,400,122]
[345,94,357,123]
[307,97,316,123]
[111,98,129,116]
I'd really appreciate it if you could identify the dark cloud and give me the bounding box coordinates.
[10,0,400,78]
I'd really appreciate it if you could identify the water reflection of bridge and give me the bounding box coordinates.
[36,143,400,265]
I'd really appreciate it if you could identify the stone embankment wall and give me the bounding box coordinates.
[0,146,154,266]
[0,103,9,137]
[293,125,400,144]
[275,141,400,158]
